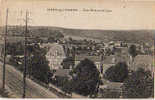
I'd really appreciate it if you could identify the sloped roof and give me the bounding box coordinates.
[133,55,153,71]
[54,69,71,77]
[106,82,123,90]
[46,43,66,57]
[134,55,153,65]
[115,55,129,63]
[100,80,123,90]
[102,55,129,64]
[75,55,101,62]
[102,55,115,64]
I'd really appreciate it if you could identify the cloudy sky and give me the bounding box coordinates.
[0,0,155,30]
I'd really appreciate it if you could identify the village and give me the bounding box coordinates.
[31,36,154,97]
[43,36,153,70]
[0,28,154,98]
[0,1,154,97]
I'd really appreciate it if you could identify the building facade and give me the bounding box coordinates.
[45,43,66,70]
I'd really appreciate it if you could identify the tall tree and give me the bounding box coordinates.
[72,58,100,96]
[128,44,137,69]
[26,44,51,84]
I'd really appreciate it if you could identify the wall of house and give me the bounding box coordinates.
[45,43,66,70]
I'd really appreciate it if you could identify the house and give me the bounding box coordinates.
[53,69,71,80]
[98,80,123,98]
[45,43,66,70]
[74,55,101,71]
[101,54,130,74]
[52,69,72,86]
[133,55,153,72]
[101,55,116,74]
[74,54,130,75]
[114,41,122,47]
[114,47,129,56]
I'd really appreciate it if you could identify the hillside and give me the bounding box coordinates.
[63,28,154,43]
[0,26,154,44]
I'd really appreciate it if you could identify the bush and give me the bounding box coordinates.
[104,62,128,82]
[122,68,154,98]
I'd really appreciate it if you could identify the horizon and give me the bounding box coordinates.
[0,25,155,31]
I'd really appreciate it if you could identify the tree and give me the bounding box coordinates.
[5,42,24,56]
[122,68,154,98]
[104,62,128,82]
[54,30,64,39]
[62,79,74,96]
[128,45,138,69]
[4,41,52,84]
[68,37,73,42]
[26,44,51,84]
[61,57,74,69]
[50,30,64,40]
[72,58,100,96]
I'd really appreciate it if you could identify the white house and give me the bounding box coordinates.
[45,43,66,70]
[133,55,153,72]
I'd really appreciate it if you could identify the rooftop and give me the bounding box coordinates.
[134,55,153,65]
[54,69,71,77]
[74,55,101,62]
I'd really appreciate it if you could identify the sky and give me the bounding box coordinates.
[0,0,155,30]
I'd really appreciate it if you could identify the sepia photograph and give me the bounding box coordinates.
[0,0,154,99]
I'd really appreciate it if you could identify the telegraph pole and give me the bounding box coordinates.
[23,10,28,98]
[2,8,8,90]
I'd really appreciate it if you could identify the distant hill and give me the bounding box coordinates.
[62,28,154,43]
[0,26,154,45]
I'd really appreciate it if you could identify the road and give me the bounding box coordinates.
[0,61,58,98]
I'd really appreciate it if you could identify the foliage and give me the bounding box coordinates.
[25,44,51,83]
[122,68,154,98]
[71,58,100,96]
[128,45,137,58]
[61,57,74,69]
[5,42,24,55]
[62,79,74,95]
[6,42,51,84]
[104,62,128,82]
